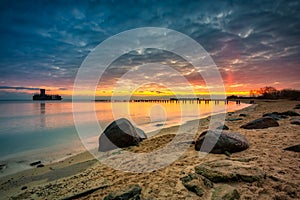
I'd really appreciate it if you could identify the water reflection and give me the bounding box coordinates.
[40,102,46,128]
[0,101,248,136]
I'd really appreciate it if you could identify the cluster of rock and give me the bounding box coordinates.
[240,116,279,129]
[101,158,265,200]
[98,107,298,198]
[239,110,300,129]
[99,108,300,153]
[99,118,250,155]
[30,161,44,168]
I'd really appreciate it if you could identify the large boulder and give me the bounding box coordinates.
[195,159,266,183]
[99,118,146,152]
[195,130,249,154]
[240,116,279,129]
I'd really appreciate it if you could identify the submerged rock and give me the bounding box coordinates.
[211,184,240,200]
[104,184,141,200]
[195,130,249,154]
[240,116,279,129]
[195,160,266,183]
[284,144,300,152]
[99,118,146,152]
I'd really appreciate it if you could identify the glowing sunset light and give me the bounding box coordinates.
[0,1,299,100]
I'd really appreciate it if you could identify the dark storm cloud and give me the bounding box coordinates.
[0,0,300,98]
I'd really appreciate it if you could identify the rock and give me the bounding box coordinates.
[181,173,213,197]
[195,160,266,183]
[294,104,300,109]
[279,110,300,116]
[271,112,289,118]
[181,175,204,196]
[36,164,44,168]
[291,119,300,125]
[29,161,41,166]
[99,118,146,152]
[239,114,248,117]
[240,116,279,129]
[228,157,258,162]
[211,184,240,200]
[21,186,28,190]
[224,151,231,157]
[226,118,243,122]
[284,144,300,152]
[104,184,141,200]
[262,113,287,120]
[211,122,229,130]
[216,125,230,130]
[155,123,164,127]
[195,130,249,154]
[0,163,7,171]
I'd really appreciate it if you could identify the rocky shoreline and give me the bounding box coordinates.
[0,99,299,199]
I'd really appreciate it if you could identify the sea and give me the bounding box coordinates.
[0,100,250,176]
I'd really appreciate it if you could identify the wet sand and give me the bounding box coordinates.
[0,100,299,199]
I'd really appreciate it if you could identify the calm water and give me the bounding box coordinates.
[0,100,249,175]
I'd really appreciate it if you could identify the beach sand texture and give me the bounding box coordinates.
[0,100,299,200]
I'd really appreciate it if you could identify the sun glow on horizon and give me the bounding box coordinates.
[0,84,263,99]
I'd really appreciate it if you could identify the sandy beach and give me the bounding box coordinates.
[0,99,299,200]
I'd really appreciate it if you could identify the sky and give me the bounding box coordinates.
[0,0,299,99]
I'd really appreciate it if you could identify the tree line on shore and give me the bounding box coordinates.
[228,86,300,100]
